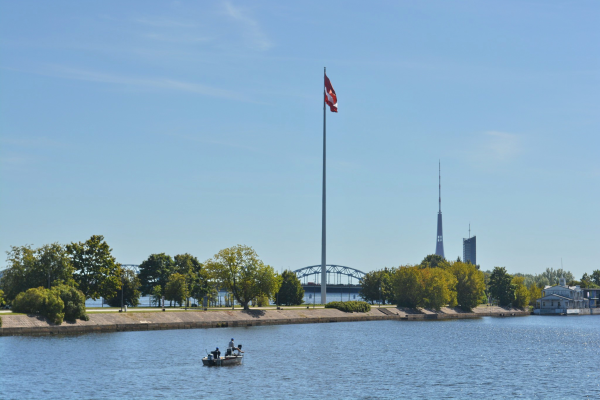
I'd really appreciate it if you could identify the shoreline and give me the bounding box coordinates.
[0,306,531,337]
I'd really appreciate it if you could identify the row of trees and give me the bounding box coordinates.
[514,267,600,289]
[359,256,535,310]
[1,237,305,312]
[360,256,486,311]
[0,236,122,306]
[361,255,600,310]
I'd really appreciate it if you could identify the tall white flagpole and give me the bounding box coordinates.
[321,67,327,304]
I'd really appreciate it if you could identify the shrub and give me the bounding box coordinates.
[325,301,371,313]
[12,287,49,314]
[12,287,65,324]
[45,288,65,325]
[0,315,2,328]
[255,295,270,307]
[53,284,88,322]
[11,285,87,325]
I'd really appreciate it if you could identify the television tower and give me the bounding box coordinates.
[435,161,445,258]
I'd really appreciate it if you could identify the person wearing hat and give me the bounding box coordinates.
[228,338,235,350]
[211,347,221,360]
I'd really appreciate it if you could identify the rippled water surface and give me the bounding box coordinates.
[2,316,600,399]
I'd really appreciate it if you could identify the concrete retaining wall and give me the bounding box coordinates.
[0,306,532,337]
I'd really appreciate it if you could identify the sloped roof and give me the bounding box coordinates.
[536,294,572,301]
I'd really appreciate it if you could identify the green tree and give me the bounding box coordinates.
[451,261,486,311]
[173,253,202,276]
[36,243,75,289]
[1,244,75,301]
[152,285,163,307]
[528,282,543,306]
[380,268,395,304]
[591,270,600,286]
[360,270,383,304]
[1,245,38,300]
[420,267,457,310]
[540,268,574,286]
[392,266,423,308]
[488,267,514,306]
[420,254,451,270]
[106,268,141,307]
[173,253,214,304]
[164,273,188,306]
[580,273,599,288]
[276,270,304,306]
[206,245,281,310]
[360,268,395,304]
[0,289,5,307]
[66,235,121,300]
[138,253,174,296]
[512,276,530,308]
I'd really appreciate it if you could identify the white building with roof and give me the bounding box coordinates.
[534,277,589,315]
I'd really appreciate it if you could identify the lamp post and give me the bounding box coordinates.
[120,274,124,312]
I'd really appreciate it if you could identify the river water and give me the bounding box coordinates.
[1,316,599,399]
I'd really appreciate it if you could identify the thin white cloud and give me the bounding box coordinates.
[38,65,247,101]
[223,1,272,51]
[133,17,197,29]
[483,131,522,161]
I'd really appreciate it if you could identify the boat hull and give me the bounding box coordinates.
[202,355,243,367]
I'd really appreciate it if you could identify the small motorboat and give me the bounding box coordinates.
[203,345,244,367]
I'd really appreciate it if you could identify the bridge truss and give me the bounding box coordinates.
[293,264,365,286]
[118,263,366,286]
[121,264,140,273]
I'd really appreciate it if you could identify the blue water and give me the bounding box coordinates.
[2,316,599,399]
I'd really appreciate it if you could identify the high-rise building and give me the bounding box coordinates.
[463,235,476,265]
[435,161,445,258]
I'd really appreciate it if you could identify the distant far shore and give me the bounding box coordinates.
[0,305,533,337]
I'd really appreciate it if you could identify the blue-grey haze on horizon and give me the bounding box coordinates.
[0,1,598,277]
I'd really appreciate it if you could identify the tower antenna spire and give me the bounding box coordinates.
[435,161,445,258]
[469,223,471,238]
[439,160,441,213]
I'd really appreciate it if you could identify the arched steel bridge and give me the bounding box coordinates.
[119,263,366,286]
[293,264,365,285]
[121,264,140,273]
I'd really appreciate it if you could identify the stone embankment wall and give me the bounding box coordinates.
[0,306,530,337]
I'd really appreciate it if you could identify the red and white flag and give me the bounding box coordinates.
[324,74,337,112]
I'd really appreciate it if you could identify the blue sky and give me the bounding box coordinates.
[1,1,598,277]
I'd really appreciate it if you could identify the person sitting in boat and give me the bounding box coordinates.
[211,347,221,359]
[227,338,243,356]
[233,344,243,355]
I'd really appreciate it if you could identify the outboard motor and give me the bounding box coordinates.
[238,344,242,350]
